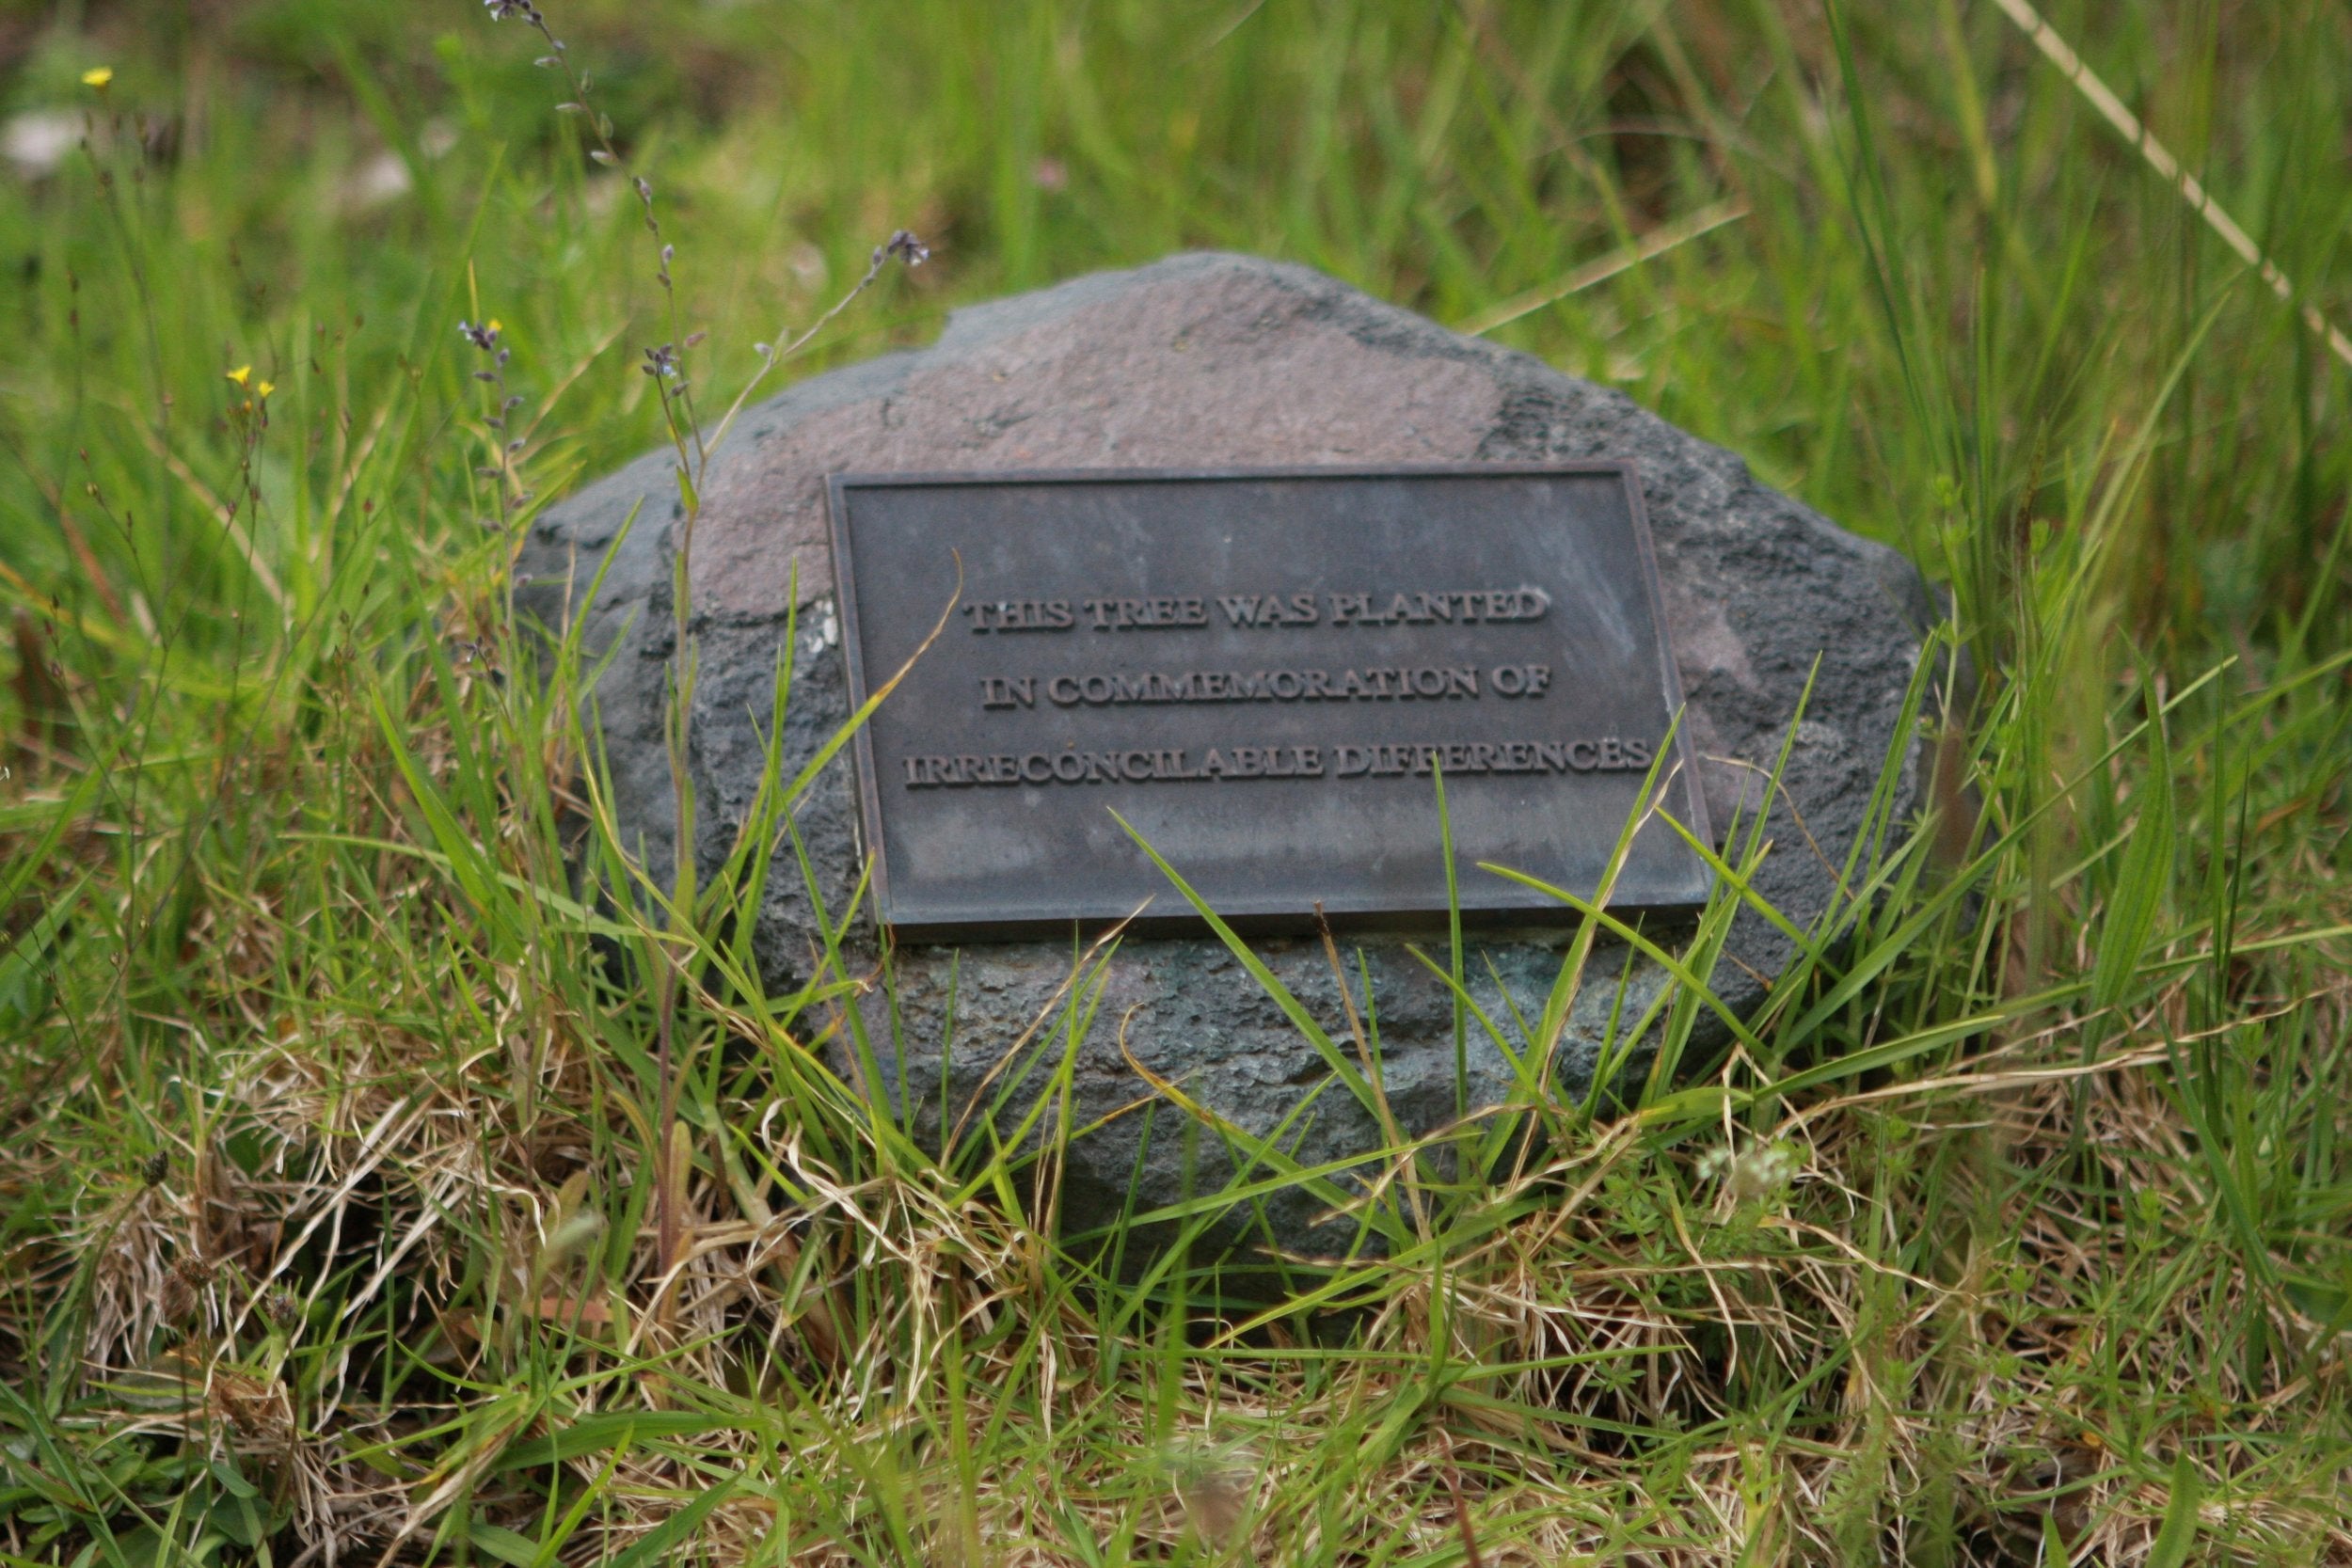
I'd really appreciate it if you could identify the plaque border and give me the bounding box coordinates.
[824,462,1713,941]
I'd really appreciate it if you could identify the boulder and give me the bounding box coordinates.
[517,252,1939,1271]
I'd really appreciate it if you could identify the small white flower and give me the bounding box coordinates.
[1700,1139,1800,1206]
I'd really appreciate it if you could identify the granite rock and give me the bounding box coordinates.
[518,252,1937,1268]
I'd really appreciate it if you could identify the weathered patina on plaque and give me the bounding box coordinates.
[827,464,1712,939]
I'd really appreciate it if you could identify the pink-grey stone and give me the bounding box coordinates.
[518,253,1939,1276]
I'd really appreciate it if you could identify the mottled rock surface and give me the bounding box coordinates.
[518,253,1936,1269]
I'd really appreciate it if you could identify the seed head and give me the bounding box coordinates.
[876,230,930,268]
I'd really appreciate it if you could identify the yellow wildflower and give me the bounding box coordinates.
[256,381,275,399]
[81,67,113,89]
[226,365,252,387]
[486,319,502,335]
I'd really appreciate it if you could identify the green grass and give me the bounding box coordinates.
[1,0,2349,1562]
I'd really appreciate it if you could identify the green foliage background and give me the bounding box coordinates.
[0,1,2345,1563]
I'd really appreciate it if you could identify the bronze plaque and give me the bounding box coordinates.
[825,465,1711,940]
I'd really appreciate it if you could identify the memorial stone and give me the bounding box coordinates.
[518,252,1940,1262]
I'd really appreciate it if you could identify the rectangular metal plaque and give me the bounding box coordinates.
[826,464,1712,940]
